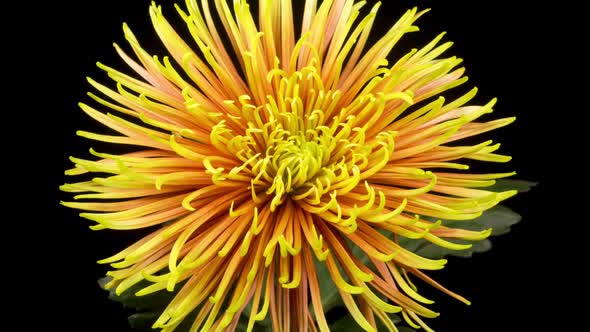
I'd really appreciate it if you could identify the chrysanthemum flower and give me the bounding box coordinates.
[61,0,516,331]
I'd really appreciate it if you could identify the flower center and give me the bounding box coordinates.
[202,62,397,213]
[266,135,328,204]
[272,139,324,188]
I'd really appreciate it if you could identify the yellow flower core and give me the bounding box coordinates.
[61,1,517,331]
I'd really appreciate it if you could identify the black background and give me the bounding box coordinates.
[25,0,561,331]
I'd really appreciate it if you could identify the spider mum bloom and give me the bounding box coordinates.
[61,0,517,331]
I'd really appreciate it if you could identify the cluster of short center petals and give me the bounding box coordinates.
[208,62,398,224]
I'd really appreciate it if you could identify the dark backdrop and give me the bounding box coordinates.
[32,0,556,331]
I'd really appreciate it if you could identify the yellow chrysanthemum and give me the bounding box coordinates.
[61,1,517,331]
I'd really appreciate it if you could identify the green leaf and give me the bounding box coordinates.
[487,179,537,193]
[315,258,341,313]
[329,315,359,331]
[235,321,273,332]
[161,309,202,332]
[237,304,272,330]
[128,312,160,331]
[98,276,177,310]
[415,238,492,259]
[234,314,273,332]
[443,205,522,236]
[390,314,402,324]
[399,205,522,259]
[99,276,190,331]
